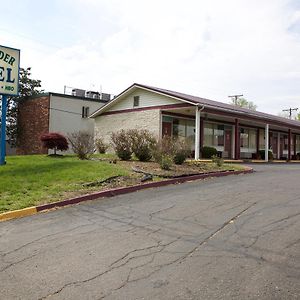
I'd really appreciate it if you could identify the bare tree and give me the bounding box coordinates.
[68,131,95,159]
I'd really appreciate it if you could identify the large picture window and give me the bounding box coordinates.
[204,123,224,147]
[240,128,256,150]
[171,117,195,142]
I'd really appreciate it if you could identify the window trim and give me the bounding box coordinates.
[133,96,140,107]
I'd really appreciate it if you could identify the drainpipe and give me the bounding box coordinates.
[195,104,205,160]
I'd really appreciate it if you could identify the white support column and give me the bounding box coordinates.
[277,132,280,159]
[265,124,269,162]
[195,107,201,160]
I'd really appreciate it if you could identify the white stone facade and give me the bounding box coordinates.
[94,109,161,150]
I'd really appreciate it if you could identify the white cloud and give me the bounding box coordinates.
[4,0,300,115]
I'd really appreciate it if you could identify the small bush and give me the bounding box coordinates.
[258,150,273,160]
[111,130,133,160]
[129,129,156,162]
[160,155,173,170]
[95,137,108,154]
[201,146,218,158]
[212,155,224,167]
[68,131,95,160]
[40,132,68,155]
[151,136,177,164]
[152,136,192,168]
[173,139,192,165]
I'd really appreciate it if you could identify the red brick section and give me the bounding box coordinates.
[17,96,50,155]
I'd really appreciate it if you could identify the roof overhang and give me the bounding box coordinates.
[89,83,197,118]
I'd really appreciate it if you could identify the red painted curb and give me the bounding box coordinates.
[36,168,253,212]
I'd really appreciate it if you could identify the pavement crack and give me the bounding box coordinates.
[149,204,175,220]
[1,223,95,258]
[0,253,39,272]
[179,202,257,262]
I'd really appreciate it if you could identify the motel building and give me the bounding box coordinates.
[91,83,300,162]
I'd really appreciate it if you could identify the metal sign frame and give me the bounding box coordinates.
[0,44,20,96]
[0,45,20,165]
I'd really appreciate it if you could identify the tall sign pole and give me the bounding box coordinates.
[0,45,20,165]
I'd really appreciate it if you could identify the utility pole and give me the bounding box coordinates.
[228,94,243,105]
[282,107,298,119]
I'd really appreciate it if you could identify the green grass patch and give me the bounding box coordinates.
[0,155,128,213]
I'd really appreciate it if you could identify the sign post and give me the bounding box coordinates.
[0,45,20,165]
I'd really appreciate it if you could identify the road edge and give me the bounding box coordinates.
[0,168,253,222]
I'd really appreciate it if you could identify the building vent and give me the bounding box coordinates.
[100,93,111,102]
[86,91,100,99]
[72,89,86,97]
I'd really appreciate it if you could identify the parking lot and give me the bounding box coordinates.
[1,164,300,299]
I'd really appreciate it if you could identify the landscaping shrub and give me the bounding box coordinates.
[201,146,218,158]
[173,139,192,165]
[160,155,173,170]
[129,129,156,162]
[212,155,224,167]
[110,130,133,160]
[95,137,108,154]
[40,132,68,155]
[152,136,192,168]
[68,131,95,160]
[151,136,177,165]
[258,150,273,160]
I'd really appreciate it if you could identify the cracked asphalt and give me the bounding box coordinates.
[1,164,300,299]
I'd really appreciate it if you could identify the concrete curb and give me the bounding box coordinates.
[0,207,37,222]
[0,168,253,222]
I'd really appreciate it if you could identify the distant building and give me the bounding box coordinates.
[17,90,111,155]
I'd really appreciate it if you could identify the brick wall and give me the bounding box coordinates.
[16,96,50,155]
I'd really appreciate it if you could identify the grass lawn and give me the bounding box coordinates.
[0,154,128,213]
[0,154,247,213]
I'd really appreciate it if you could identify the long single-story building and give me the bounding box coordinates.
[91,83,300,161]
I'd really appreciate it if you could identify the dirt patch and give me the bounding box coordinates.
[75,159,243,194]
[119,160,234,177]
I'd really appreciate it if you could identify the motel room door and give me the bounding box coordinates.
[224,129,232,158]
[162,122,172,136]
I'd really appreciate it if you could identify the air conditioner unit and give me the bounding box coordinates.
[72,89,86,97]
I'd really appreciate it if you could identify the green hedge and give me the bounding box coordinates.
[258,150,273,160]
[201,146,218,158]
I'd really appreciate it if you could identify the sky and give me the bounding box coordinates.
[2,0,300,116]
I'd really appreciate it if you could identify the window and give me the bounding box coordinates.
[172,118,186,138]
[133,96,140,107]
[204,123,213,146]
[215,125,224,146]
[169,117,195,143]
[204,123,224,147]
[240,128,249,148]
[82,106,89,118]
[240,127,256,150]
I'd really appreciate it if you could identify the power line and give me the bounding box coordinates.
[228,94,243,105]
[282,107,298,119]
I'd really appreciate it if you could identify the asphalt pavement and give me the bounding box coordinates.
[0,164,300,299]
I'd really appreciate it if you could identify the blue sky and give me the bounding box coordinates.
[2,0,300,116]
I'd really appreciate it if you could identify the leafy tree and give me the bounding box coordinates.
[230,97,257,111]
[0,67,43,146]
[40,132,69,155]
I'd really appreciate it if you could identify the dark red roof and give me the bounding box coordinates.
[135,83,300,129]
